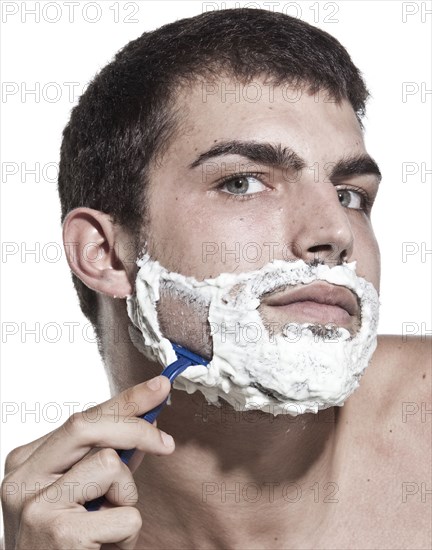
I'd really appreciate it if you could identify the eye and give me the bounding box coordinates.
[218,173,267,195]
[337,188,364,210]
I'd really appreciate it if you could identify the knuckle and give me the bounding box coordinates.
[135,422,169,452]
[136,419,155,443]
[97,447,122,472]
[63,411,89,438]
[4,446,28,473]
[21,498,43,526]
[123,507,143,533]
[121,386,137,410]
[82,403,103,421]
[139,416,154,434]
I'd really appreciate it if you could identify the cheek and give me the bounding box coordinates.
[148,190,281,277]
[371,238,381,293]
[185,198,289,277]
[351,217,381,292]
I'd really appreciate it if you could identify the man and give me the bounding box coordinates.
[2,8,430,549]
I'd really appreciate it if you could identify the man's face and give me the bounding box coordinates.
[142,76,381,352]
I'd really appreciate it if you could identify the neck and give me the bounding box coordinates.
[102,314,342,549]
[135,391,340,548]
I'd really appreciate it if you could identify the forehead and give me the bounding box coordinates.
[166,76,365,166]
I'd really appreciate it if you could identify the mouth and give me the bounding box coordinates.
[258,281,360,332]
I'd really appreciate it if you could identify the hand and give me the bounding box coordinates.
[1,376,174,549]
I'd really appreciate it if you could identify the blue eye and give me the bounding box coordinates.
[218,173,266,195]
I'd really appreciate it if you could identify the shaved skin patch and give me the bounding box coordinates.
[127,253,379,416]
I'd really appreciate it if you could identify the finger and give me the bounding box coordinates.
[127,420,156,474]
[7,376,170,475]
[38,448,138,509]
[14,417,175,492]
[18,506,142,550]
[4,431,56,474]
[17,376,174,477]
[93,375,172,417]
[93,507,142,550]
[17,416,174,484]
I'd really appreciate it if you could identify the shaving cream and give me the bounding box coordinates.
[126,253,379,416]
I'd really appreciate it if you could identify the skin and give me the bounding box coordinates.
[1,78,431,550]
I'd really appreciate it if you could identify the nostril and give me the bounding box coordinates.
[340,249,349,263]
[307,244,334,263]
[308,244,333,254]
[306,243,349,266]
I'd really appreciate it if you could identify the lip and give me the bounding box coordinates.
[259,281,359,327]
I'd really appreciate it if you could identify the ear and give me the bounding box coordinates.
[62,207,134,298]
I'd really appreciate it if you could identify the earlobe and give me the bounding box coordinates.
[62,207,133,298]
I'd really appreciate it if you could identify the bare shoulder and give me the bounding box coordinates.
[339,336,431,548]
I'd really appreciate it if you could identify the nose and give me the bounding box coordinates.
[284,182,354,265]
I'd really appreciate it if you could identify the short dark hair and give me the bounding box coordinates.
[57,7,369,331]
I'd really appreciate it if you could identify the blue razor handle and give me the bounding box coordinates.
[84,343,209,511]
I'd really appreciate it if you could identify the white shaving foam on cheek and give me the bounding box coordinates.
[126,254,380,416]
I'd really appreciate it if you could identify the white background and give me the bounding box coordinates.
[1,0,431,530]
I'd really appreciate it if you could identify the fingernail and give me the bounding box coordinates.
[147,376,161,391]
[160,431,174,447]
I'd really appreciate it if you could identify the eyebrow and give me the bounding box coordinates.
[188,140,305,171]
[188,139,381,183]
[330,155,382,184]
